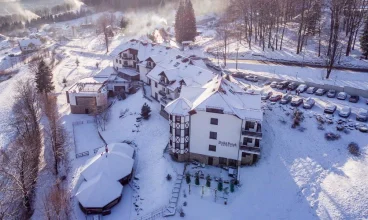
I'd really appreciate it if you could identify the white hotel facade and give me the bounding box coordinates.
[165,75,263,166]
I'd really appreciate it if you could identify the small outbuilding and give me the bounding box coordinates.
[76,173,123,214]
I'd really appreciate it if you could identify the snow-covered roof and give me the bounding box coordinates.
[98,143,135,159]
[76,173,123,208]
[68,77,106,93]
[116,39,181,62]
[94,66,116,78]
[81,146,134,182]
[165,75,263,121]
[18,37,42,47]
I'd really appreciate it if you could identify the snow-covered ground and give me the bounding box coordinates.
[0,7,367,220]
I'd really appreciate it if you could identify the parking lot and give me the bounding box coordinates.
[233,73,368,133]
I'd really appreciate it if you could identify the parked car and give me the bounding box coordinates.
[288,82,299,90]
[269,94,282,102]
[276,81,290,90]
[356,108,368,122]
[291,97,303,106]
[337,92,347,100]
[338,106,351,118]
[315,88,327,96]
[280,94,292,104]
[270,81,278,88]
[349,95,360,103]
[261,91,273,100]
[324,103,337,114]
[306,87,318,94]
[296,84,308,93]
[303,97,315,109]
[245,75,258,82]
[327,89,337,98]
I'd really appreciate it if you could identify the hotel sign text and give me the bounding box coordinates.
[218,141,237,148]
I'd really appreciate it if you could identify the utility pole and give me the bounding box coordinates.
[235,48,239,69]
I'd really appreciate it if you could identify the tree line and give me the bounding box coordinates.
[216,0,368,78]
[0,9,91,33]
[0,58,71,219]
[82,0,176,9]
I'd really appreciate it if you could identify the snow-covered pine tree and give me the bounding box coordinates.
[184,0,197,42]
[175,0,185,43]
[360,19,368,59]
[141,103,151,119]
[35,59,55,94]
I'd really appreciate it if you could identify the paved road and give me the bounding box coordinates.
[212,58,368,73]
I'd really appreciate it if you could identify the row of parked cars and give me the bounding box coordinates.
[269,80,366,104]
[262,91,368,122]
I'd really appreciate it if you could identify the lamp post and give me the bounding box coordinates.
[235,48,239,70]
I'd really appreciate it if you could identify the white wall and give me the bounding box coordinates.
[138,65,150,83]
[190,111,242,160]
[68,90,108,106]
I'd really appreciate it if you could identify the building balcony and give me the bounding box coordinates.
[146,64,154,69]
[158,90,166,97]
[239,143,260,155]
[242,126,262,138]
[121,54,134,60]
[160,96,173,105]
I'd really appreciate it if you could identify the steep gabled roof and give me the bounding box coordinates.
[166,75,263,121]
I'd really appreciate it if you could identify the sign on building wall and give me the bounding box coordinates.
[218,141,237,148]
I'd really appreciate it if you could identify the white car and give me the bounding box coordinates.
[337,92,347,100]
[324,103,337,114]
[338,106,351,118]
[303,97,315,109]
[356,108,368,122]
[296,84,307,93]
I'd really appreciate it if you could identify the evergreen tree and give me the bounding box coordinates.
[141,103,151,119]
[175,0,185,43]
[206,175,211,188]
[195,173,200,185]
[184,0,197,42]
[35,60,54,94]
[360,19,368,59]
[76,58,80,67]
[175,0,197,44]
[230,181,234,193]
[185,172,191,184]
[217,179,223,192]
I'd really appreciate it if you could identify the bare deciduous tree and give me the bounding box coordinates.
[41,184,71,220]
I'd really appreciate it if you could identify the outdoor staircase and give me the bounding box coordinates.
[163,166,186,217]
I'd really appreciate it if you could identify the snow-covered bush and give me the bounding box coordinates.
[206,175,211,187]
[217,178,223,191]
[292,109,304,128]
[166,174,172,181]
[180,208,185,217]
[141,103,151,119]
[324,132,341,141]
[348,142,360,156]
[183,201,187,206]
[185,172,191,184]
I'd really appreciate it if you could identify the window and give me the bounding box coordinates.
[242,152,251,157]
[170,139,172,146]
[184,127,189,136]
[209,145,216,152]
[245,121,256,129]
[119,60,121,64]
[209,132,217,140]
[206,107,224,114]
[175,116,181,123]
[175,143,180,149]
[175,129,181,136]
[243,137,252,145]
[123,61,128,66]
[170,125,172,134]
[184,142,189,149]
[149,79,151,85]
[163,88,165,92]
[155,82,158,88]
[210,118,218,125]
[116,59,118,63]
[170,115,173,120]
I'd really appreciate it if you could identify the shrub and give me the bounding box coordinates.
[348,142,360,156]
[195,173,200,185]
[62,77,67,84]
[183,201,187,206]
[180,208,185,217]
[217,179,223,192]
[206,175,211,187]
[166,174,172,181]
[292,109,304,128]
[230,181,234,193]
[141,103,151,119]
[185,172,191,184]
[324,132,341,141]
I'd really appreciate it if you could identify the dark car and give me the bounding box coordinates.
[327,90,336,98]
[315,88,327,96]
[349,95,360,103]
[291,97,303,107]
[276,81,290,90]
[288,82,299,90]
[269,94,282,102]
[280,94,292,104]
